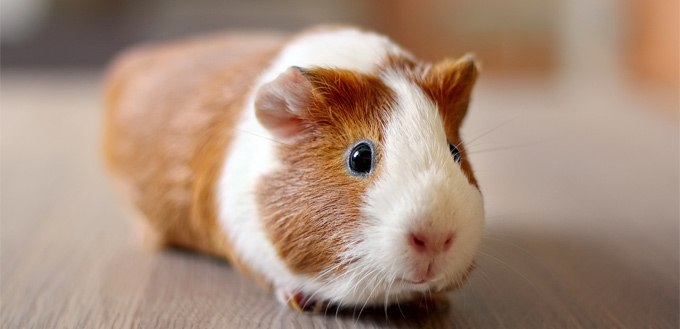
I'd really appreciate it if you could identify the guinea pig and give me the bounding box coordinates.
[103,26,484,311]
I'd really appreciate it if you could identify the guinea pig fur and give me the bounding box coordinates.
[103,26,484,310]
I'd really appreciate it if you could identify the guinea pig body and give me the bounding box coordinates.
[103,26,484,309]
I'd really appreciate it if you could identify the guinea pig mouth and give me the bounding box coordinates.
[398,278,429,285]
[394,278,437,293]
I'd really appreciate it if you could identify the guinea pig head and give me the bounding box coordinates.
[254,57,484,306]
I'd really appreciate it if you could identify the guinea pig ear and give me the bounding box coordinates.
[255,66,314,141]
[422,54,479,122]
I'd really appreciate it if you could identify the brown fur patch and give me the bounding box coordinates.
[256,68,395,275]
[102,33,285,289]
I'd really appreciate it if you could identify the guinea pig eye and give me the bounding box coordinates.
[347,141,374,176]
[448,142,462,163]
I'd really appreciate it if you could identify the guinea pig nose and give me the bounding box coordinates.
[408,231,455,254]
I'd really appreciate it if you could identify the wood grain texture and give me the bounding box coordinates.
[1,46,678,327]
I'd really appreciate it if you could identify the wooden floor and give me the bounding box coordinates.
[1,69,678,328]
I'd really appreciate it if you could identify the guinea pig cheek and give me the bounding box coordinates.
[254,128,377,282]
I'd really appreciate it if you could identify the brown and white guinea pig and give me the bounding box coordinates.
[103,26,484,310]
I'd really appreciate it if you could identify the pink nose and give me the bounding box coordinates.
[409,230,455,254]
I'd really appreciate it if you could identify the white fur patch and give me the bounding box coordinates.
[261,28,413,82]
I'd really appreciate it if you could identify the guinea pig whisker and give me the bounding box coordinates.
[345,266,371,306]
[461,274,475,308]
[300,263,351,311]
[462,140,504,151]
[471,265,497,301]
[332,273,353,318]
[383,261,399,320]
[426,289,433,311]
[321,273,348,321]
[453,138,467,150]
[463,114,525,146]
[476,250,539,292]
[473,264,495,290]
[334,264,370,318]
[354,269,382,324]
[324,258,362,300]
[383,275,394,320]
[234,128,290,146]
[299,261,346,296]
[340,264,376,319]
[334,270,360,319]
[317,261,356,319]
[465,137,562,155]
[483,235,544,264]
[395,294,406,318]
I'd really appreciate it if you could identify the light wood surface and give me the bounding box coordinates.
[2,65,678,328]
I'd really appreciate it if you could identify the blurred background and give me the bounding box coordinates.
[1,0,678,96]
[1,1,678,327]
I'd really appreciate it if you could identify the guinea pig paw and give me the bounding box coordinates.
[276,289,328,313]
